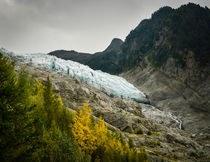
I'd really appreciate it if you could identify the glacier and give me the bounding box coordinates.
[0,48,148,103]
[1,48,183,129]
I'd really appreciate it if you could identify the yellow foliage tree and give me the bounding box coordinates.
[57,95,63,106]
[31,79,44,107]
[94,117,107,147]
[72,103,97,154]
[72,103,148,161]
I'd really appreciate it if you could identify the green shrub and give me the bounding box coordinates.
[147,131,152,135]
[136,128,144,134]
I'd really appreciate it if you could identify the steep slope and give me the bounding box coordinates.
[120,65,210,134]
[120,3,210,134]
[121,3,210,70]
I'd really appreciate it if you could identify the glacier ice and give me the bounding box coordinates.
[1,48,148,103]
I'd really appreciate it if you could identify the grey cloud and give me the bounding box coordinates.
[0,0,209,53]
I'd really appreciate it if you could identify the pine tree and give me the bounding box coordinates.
[0,54,18,161]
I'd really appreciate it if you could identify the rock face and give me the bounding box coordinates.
[117,3,210,135]
[104,38,123,52]
[121,4,210,71]
[120,63,210,134]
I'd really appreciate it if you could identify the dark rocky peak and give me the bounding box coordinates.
[151,6,173,19]
[179,3,203,10]
[104,38,123,52]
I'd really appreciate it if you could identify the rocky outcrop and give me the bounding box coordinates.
[104,38,123,52]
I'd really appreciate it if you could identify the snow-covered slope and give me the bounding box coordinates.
[1,48,148,103]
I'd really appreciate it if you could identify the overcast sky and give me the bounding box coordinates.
[0,0,209,54]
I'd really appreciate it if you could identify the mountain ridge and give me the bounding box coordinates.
[49,3,210,74]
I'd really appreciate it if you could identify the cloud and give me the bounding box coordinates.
[0,0,209,53]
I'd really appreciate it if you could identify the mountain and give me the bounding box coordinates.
[49,3,210,76]
[49,38,123,74]
[120,3,210,134]
[1,3,210,161]
[84,38,123,74]
[121,3,210,70]
[104,38,123,52]
[48,3,210,134]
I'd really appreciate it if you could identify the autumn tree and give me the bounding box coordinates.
[72,103,148,162]
[72,103,97,154]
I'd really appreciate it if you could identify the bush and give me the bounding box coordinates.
[136,128,144,134]
[128,138,135,149]
[147,131,152,136]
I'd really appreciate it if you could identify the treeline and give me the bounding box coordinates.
[0,54,148,162]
